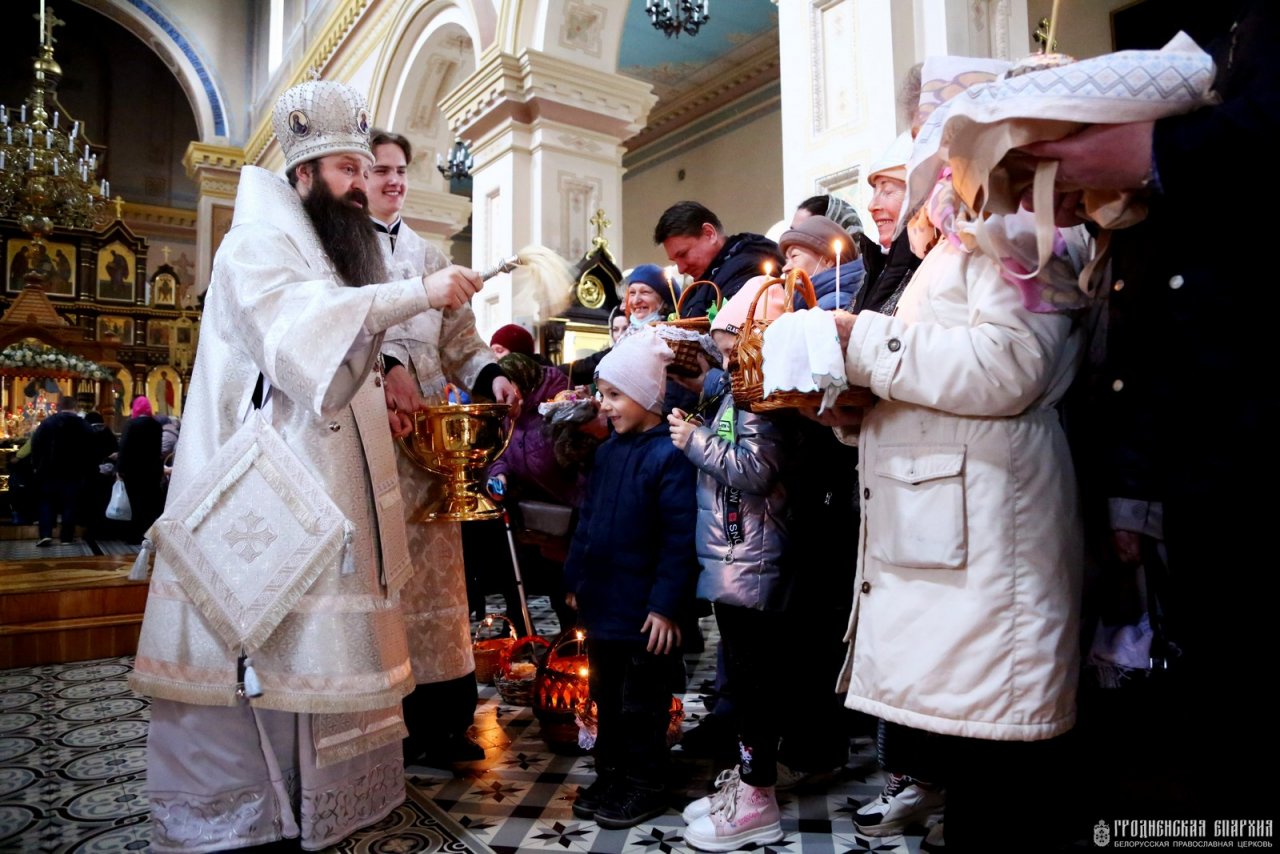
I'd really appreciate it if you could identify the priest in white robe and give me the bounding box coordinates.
[128,80,485,852]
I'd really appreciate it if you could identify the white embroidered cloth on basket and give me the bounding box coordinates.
[760,309,847,414]
[905,32,1218,309]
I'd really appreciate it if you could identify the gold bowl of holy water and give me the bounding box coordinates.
[400,403,513,522]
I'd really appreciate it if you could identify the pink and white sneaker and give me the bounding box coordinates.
[683,779,783,852]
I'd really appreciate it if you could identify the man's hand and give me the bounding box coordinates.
[424,265,482,310]
[1018,122,1155,191]
[666,409,699,451]
[641,611,681,655]
[800,405,864,429]
[384,364,425,439]
[492,376,522,418]
[832,310,857,351]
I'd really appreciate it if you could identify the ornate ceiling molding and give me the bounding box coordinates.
[440,49,657,144]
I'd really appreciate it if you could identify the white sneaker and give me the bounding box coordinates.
[684,779,782,852]
[854,773,945,837]
[681,766,740,824]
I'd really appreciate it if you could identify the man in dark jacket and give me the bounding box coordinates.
[30,397,92,545]
[654,200,783,319]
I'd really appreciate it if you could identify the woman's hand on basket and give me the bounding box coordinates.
[800,405,864,429]
[642,612,682,655]
[832,310,857,351]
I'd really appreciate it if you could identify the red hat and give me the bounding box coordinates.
[490,323,535,355]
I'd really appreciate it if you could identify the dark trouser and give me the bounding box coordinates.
[876,719,946,784]
[401,671,478,755]
[587,637,682,787]
[715,603,787,787]
[38,478,81,541]
[941,735,1066,852]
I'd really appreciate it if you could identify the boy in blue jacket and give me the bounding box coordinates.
[564,328,698,829]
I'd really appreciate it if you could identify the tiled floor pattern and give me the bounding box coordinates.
[0,594,930,853]
[0,539,140,562]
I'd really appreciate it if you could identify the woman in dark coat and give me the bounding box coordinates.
[116,396,164,543]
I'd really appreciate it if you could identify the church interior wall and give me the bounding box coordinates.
[621,107,783,272]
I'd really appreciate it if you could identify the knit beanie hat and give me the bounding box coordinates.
[779,215,858,264]
[490,323,535,355]
[594,327,673,414]
[624,263,677,316]
[710,275,789,336]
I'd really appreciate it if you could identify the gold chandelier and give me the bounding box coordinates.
[0,1,112,242]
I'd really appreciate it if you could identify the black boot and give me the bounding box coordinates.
[594,779,668,829]
[571,768,621,819]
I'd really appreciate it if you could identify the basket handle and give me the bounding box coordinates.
[546,627,587,663]
[501,634,551,671]
[675,279,723,318]
[742,275,787,329]
[474,613,516,643]
[783,268,819,311]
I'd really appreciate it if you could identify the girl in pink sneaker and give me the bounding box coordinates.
[668,281,793,852]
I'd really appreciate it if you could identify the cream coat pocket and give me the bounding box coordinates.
[869,444,967,569]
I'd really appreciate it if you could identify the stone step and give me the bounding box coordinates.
[0,556,148,668]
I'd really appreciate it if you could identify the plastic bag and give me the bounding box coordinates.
[106,478,132,521]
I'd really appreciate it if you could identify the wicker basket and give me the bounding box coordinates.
[655,279,722,377]
[494,634,550,705]
[473,614,517,684]
[729,270,874,413]
[577,695,684,750]
[532,629,591,752]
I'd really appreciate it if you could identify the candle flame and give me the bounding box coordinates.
[578,667,589,678]
[762,261,773,276]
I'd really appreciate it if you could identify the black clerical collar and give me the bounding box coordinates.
[370,217,401,249]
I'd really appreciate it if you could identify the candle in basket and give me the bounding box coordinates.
[833,238,844,307]
[762,260,773,278]
[665,267,679,317]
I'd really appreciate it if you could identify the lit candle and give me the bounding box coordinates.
[5,128,11,145]
[80,163,86,181]
[26,128,33,146]
[67,135,73,153]
[762,260,773,278]
[665,268,678,313]
[71,120,78,137]
[83,144,89,160]
[46,130,52,149]
[20,104,26,122]
[100,178,106,194]
[1046,0,1062,52]
[832,238,843,307]
[0,152,5,171]
[0,107,6,126]
[52,111,58,128]
[29,153,35,171]
[52,159,58,176]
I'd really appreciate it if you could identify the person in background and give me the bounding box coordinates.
[654,201,782,319]
[367,127,517,768]
[565,328,697,829]
[30,397,91,546]
[489,323,537,360]
[81,410,120,540]
[116,396,164,544]
[778,214,861,310]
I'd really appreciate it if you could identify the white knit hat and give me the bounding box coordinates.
[272,80,373,171]
[595,327,674,414]
[866,131,914,186]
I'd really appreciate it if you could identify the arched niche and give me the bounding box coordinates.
[372,3,480,196]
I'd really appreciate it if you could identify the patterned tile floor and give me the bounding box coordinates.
[0,594,932,853]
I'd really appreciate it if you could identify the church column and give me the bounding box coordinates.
[181,143,246,295]
[440,50,655,338]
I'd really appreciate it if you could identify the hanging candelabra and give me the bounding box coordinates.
[0,1,113,248]
[645,0,710,39]
[436,138,474,181]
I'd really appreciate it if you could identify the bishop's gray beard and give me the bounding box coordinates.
[302,178,388,287]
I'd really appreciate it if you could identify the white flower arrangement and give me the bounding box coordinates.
[0,342,113,380]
